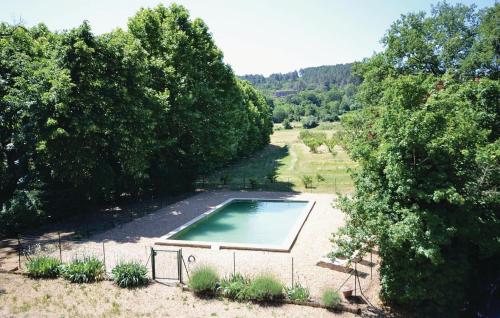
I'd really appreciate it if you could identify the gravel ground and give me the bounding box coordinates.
[83,191,378,299]
[0,273,358,318]
[0,190,383,317]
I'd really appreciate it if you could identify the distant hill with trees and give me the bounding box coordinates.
[240,63,359,95]
[240,64,361,126]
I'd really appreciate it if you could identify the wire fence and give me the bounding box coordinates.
[194,176,353,193]
[0,234,377,304]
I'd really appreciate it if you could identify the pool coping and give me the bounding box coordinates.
[155,198,316,252]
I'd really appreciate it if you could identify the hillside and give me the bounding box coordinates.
[240,64,361,125]
[239,63,359,96]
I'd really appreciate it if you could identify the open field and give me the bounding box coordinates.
[201,123,356,193]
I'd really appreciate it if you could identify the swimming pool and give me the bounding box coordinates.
[158,198,315,252]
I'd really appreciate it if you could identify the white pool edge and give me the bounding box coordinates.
[155,198,316,252]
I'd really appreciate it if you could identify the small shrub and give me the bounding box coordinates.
[248,178,258,189]
[282,118,292,129]
[247,274,283,301]
[286,283,310,302]
[61,256,105,283]
[112,261,148,288]
[219,273,251,301]
[316,173,325,182]
[299,130,327,153]
[189,265,219,295]
[26,256,61,279]
[301,116,319,129]
[302,175,313,188]
[322,288,341,308]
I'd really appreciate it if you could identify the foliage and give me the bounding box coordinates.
[266,172,277,183]
[189,266,219,295]
[218,273,251,301]
[247,274,284,301]
[299,131,326,153]
[220,175,231,185]
[301,175,313,189]
[26,256,61,279]
[61,257,105,283]
[285,283,310,302]
[241,64,359,93]
[301,116,319,129]
[111,261,148,288]
[321,288,341,308]
[316,173,325,183]
[336,3,499,316]
[282,118,292,129]
[248,178,258,189]
[0,4,273,236]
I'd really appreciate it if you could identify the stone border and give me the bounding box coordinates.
[156,198,315,252]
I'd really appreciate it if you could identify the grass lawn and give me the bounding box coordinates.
[201,122,356,193]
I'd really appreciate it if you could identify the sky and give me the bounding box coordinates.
[0,0,495,75]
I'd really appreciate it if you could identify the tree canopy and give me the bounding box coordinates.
[334,2,499,316]
[0,4,272,235]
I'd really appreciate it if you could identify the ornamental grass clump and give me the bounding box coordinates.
[112,261,148,288]
[322,288,341,308]
[286,282,310,303]
[61,256,105,283]
[247,273,284,301]
[189,265,219,296]
[26,256,61,279]
[219,273,252,301]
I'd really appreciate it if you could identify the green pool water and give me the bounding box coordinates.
[171,199,309,246]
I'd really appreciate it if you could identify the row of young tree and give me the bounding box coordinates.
[0,4,272,236]
[334,2,498,317]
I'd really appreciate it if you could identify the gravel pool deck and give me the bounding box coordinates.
[63,190,378,300]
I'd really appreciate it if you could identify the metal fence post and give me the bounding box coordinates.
[233,252,236,276]
[102,241,106,272]
[178,249,183,284]
[354,262,357,296]
[151,247,156,280]
[291,257,294,287]
[370,251,373,280]
[58,232,62,262]
[17,235,21,270]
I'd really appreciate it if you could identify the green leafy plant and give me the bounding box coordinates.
[286,283,310,302]
[248,178,258,189]
[26,256,61,279]
[316,173,325,182]
[325,138,337,155]
[322,288,341,308]
[301,175,313,188]
[247,274,284,301]
[299,130,327,153]
[301,116,319,129]
[189,265,219,295]
[218,273,251,301]
[266,172,278,183]
[282,118,292,129]
[61,256,105,283]
[111,261,148,288]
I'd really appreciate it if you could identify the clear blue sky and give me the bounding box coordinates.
[1,0,495,75]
